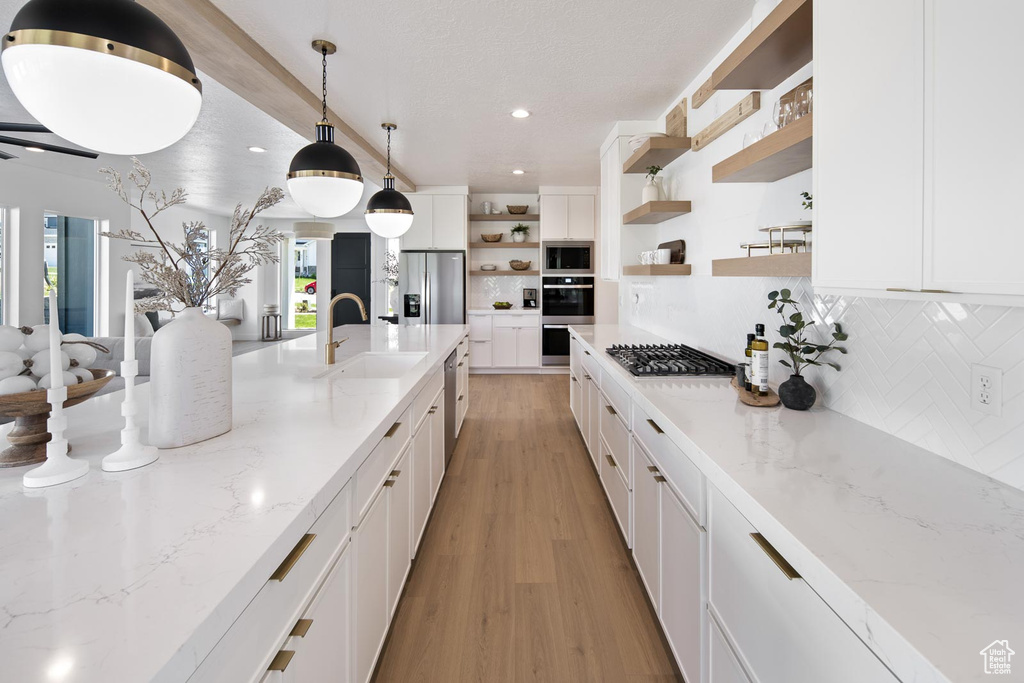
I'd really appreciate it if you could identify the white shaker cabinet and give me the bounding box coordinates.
[431,392,446,502]
[286,543,353,683]
[400,194,467,250]
[632,440,661,608]
[353,487,389,683]
[490,315,540,368]
[387,446,412,618]
[400,194,435,251]
[540,194,595,240]
[411,418,432,557]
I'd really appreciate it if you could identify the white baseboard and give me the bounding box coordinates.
[470,367,569,375]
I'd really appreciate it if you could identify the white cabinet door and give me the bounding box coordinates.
[709,616,752,683]
[430,397,445,501]
[468,313,491,340]
[567,195,595,239]
[570,373,582,428]
[287,543,353,683]
[492,327,518,367]
[813,0,924,290]
[586,377,601,466]
[661,481,703,683]
[411,424,432,558]
[632,439,661,610]
[569,335,582,380]
[517,327,540,367]
[432,195,467,249]
[401,194,434,251]
[468,340,492,368]
[387,446,411,618]
[600,141,622,280]
[925,0,1024,295]
[353,488,389,683]
[540,195,569,240]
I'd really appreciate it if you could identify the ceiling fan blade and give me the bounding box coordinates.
[0,122,51,134]
[0,150,17,161]
[0,135,98,159]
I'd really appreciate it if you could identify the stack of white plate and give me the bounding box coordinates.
[628,132,667,153]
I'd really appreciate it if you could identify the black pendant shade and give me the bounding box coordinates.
[288,122,363,181]
[366,174,413,213]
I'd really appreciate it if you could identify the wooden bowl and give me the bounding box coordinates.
[509,260,532,271]
[492,303,513,310]
[480,233,503,242]
[506,205,528,215]
[0,368,116,468]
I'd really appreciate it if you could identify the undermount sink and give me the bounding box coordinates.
[320,352,429,380]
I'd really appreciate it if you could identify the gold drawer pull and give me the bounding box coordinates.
[383,479,396,488]
[290,618,314,637]
[458,394,464,401]
[750,533,801,580]
[458,362,464,367]
[654,475,667,483]
[571,376,578,384]
[270,534,316,581]
[583,374,591,380]
[584,350,591,355]
[268,650,295,672]
[391,469,401,477]
[646,418,664,434]
[384,422,402,438]
[605,404,617,416]
[605,453,617,468]
[647,465,659,473]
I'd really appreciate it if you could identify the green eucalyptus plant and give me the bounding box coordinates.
[646,165,662,180]
[510,223,530,235]
[800,191,812,210]
[768,289,847,376]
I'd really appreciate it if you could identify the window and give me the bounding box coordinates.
[196,228,215,313]
[283,238,318,329]
[385,238,400,315]
[44,213,97,336]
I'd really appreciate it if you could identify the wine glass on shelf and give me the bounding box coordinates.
[742,131,762,149]
[794,84,812,120]
[773,99,784,129]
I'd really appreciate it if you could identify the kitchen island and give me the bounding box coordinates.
[0,323,467,683]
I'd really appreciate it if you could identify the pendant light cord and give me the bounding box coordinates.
[321,46,329,123]
[386,125,392,175]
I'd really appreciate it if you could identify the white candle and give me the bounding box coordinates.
[125,270,135,363]
[48,289,61,389]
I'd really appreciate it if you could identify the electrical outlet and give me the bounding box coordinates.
[971,364,1003,417]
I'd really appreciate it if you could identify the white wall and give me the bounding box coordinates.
[615,7,1024,491]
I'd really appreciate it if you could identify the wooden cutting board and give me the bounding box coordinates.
[731,377,780,407]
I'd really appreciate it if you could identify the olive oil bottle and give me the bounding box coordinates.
[744,333,755,391]
[751,324,769,396]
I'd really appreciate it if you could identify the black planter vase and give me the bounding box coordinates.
[779,374,816,410]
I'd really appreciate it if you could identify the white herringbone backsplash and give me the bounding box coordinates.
[469,274,540,310]
[622,275,1024,491]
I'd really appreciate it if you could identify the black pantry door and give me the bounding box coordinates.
[330,233,371,325]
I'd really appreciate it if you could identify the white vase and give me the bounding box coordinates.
[148,307,233,448]
[642,177,662,204]
[512,232,527,243]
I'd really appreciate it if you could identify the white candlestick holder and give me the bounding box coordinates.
[23,386,90,488]
[102,359,158,472]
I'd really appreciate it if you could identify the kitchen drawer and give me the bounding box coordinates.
[354,408,412,523]
[581,352,601,383]
[599,390,630,487]
[188,482,353,683]
[708,487,899,683]
[708,612,753,683]
[492,314,539,328]
[468,340,492,368]
[600,371,631,429]
[468,314,491,340]
[412,368,444,429]
[634,402,704,525]
[599,435,631,545]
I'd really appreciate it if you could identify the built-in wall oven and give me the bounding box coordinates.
[541,275,595,366]
[543,241,593,274]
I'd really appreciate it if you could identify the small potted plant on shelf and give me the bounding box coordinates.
[767,289,848,410]
[643,165,662,203]
[510,223,530,243]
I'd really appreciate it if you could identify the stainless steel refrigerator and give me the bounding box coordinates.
[398,250,466,325]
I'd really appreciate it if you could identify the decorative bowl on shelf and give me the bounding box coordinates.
[0,368,116,468]
[492,302,513,310]
[509,260,532,271]
[480,233,502,242]
[480,264,497,271]
[506,205,528,215]
[628,132,667,153]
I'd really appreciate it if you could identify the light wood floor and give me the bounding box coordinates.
[374,374,682,683]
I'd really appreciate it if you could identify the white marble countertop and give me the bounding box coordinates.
[467,309,540,315]
[0,324,467,683]
[570,324,1024,683]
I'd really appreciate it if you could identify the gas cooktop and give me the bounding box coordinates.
[606,343,734,377]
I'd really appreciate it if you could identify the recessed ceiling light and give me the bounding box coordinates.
[248,146,266,153]
[25,146,44,153]
[512,169,525,175]
[511,109,530,119]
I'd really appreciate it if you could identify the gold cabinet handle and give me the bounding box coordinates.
[391,469,401,477]
[384,422,402,438]
[458,362,464,367]
[270,534,316,581]
[290,618,314,637]
[583,374,591,380]
[458,394,464,401]
[605,453,617,468]
[383,479,396,488]
[646,465,659,473]
[654,475,667,483]
[584,350,591,355]
[646,418,664,434]
[268,650,295,672]
[605,404,617,416]
[750,533,801,580]
[571,376,578,384]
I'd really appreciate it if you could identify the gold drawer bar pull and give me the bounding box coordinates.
[290,618,314,637]
[268,650,295,672]
[750,533,801,580]
[605,404,617,416]
[647,465,659,473]
[384,421,402,438]
[458,394,465,401]
[654,475,667,483]
[584,350,591,355]
[391,469,401,477]
[605,454,617,468]
[571,376,578,384]
[647,418,664,434]
[583,374,591,380]
[458,362,464,367]
[383,479,396,488]
[270,534,316,581]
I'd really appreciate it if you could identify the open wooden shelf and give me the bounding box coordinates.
[713,113,812,183]
[623,264,692,276]
[711,252,811,277]
[470,270,540,277]
[469,242,540,249]
[470,214,539,222]
[623,201,692,225]
[622,137,692,173]
[712,0,812,91]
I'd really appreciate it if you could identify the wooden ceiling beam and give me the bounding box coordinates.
[139,0,416,192]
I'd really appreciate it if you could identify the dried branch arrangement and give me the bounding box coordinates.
[99,158,286,312]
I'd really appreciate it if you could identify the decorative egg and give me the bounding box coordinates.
[0,375,39,395]
[23,325,60,352]
[29,349,71,378]
[0,351,26,381]
[37,371,79,388]
[70,367,94,384]
[63,341,97,369]
[0,325,23,352]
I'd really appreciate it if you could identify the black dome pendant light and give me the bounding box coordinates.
[1,0,202,155]
[365,123,414,238]
[286,39,364,218]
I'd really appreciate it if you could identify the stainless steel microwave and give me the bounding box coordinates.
[542,241,593,274]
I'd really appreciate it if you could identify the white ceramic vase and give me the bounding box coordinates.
[642,177,662,204]
[148,307,233,448]
[512,232,527,243]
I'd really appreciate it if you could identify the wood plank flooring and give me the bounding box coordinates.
[374,374,682,683]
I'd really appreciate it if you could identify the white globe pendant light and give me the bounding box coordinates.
[1,0,202,155]
[365,123,413,238]
[287,40,363,218]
